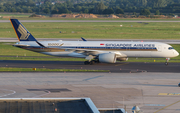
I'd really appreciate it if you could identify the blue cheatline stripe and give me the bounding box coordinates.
[16,45,157,51]
[54,46,157,50]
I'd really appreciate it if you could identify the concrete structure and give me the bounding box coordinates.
[0,98,126,113]
[0,98,100,113]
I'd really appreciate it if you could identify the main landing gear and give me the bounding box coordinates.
[165,58,170,66]
[84,60,99,65]
[84,55,99,65]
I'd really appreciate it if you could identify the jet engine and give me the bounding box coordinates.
[99,53,116,63]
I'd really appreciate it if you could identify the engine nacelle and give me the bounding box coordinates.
[117,57,128,61]
[99,53,116,63]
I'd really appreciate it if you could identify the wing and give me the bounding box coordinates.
[65,48,127,58]
[65,48,100,56]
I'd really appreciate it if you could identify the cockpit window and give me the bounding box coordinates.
[168,47,174,50]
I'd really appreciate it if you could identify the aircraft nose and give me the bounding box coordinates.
[174,50,179,57]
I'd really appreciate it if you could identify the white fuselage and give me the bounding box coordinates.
[15,41,179,58]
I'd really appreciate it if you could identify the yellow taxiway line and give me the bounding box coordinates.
[154,100,180,113]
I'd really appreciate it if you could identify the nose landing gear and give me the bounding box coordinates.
[165,58,170,66]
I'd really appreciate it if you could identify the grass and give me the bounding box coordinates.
[0,42,85,61]
[127,58,179,63]
[0,67,108,72]
[2,21,180,39]
[3,18,180,21]
[0,13,31,18]
[0,57,86,61]
[0,42,179,63]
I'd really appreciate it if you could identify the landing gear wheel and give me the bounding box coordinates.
[84,61,90,65]
[84,59,99,65]
[95,59,100,63]
[165,58,170,66]
[165,62,168,66]
[90,60,95,65]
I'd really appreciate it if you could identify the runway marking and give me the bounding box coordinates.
[154,100,180,113]
[115,63,129,66]
[0,89,16,97]
[83,75,103,81]
[158,93,168,95]
[27,88,71,93]
[158,93,180,96]
[145,104,165,106]
[32,90,51,98]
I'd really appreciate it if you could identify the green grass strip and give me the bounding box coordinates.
[0,67,109,72]
[2,21,180,39]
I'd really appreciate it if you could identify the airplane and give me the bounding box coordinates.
[10,19,179,65]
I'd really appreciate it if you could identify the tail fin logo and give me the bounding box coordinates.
[18,24,30,40]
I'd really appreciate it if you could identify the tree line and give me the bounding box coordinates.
[0,0,180,15]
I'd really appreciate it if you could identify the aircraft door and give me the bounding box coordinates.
[77,44,81,49]
[158,45,162,52]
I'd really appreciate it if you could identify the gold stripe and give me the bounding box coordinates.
[24,48,65,52]
[10,19,20,41]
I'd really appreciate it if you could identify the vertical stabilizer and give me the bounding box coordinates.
[10,19,37,41]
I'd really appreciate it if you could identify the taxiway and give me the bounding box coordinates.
[0,72,179,113]
[0,60,180,73]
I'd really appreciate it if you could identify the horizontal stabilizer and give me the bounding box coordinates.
[36,41,46,48]
[81,37,87,41]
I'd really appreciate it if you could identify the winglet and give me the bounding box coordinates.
[81,37,87,41]
[10,19,37,41]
